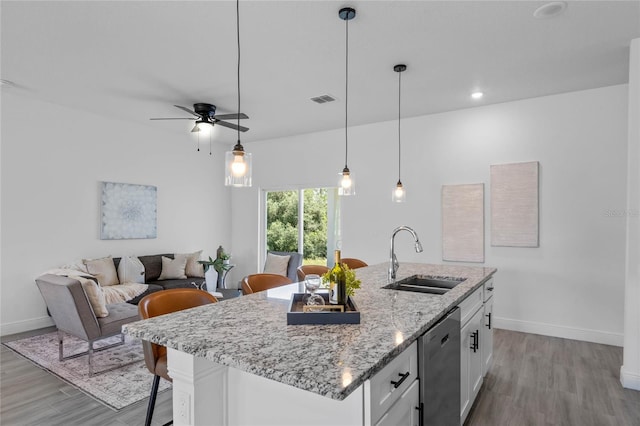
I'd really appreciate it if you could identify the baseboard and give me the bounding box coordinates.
[494,316,623,347]
[1,316,54,337]
[620,366,640,391]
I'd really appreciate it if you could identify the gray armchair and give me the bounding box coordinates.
[266,251,303,282]
[35,274,140,376]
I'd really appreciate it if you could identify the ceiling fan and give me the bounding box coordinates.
[150,103,249,133]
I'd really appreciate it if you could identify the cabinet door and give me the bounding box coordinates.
[469,308,484,403]
[460,307,484,425]
[482,296,494,377]
[375,379,420,426]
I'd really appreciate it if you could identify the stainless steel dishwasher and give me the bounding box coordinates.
[418,307,461,426]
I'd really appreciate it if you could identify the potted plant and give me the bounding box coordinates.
[321,264,362,297]
[199,247,233,291]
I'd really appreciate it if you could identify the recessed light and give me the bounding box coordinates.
[471,91,484,100]
[533,2,567,19]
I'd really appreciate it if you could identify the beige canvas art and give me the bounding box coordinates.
[442,183,485,262]
[490,161,539,247]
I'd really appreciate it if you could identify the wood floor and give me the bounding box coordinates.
[465,329,640,426]
[1,327,639,425]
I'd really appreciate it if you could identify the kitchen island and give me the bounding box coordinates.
[123,263,496,425]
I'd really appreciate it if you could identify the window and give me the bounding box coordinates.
[264,187,339,266]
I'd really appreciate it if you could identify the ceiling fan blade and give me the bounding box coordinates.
[173,105,200,117]
[215,120,249,132]
[150,117,195,120]
[214,113,249,120]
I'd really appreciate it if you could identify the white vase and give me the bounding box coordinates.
[205,268,217,292]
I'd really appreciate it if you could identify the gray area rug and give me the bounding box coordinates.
[3,331,171,411]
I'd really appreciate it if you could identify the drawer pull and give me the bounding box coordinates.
[486,312,492,329]
[390,371,410,388]
[470,330,479,352]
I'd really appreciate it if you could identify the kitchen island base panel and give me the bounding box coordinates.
[168,349,364,426]
[168,348,228,426]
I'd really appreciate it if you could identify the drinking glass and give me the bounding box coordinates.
[304,274,325,306]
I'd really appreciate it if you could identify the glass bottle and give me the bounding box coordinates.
[329,250,347,305]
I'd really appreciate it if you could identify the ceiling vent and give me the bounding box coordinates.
[310,94,337,104]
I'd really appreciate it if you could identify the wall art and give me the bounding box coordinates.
[491,161,539,247]
[100,182,157,240]
[442,183,485,262]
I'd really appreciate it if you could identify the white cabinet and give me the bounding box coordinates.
[482,295,494,377]
[460,306,484,424]
[374,379,420,426]
[459,278,494,425]
[365,341,418,426]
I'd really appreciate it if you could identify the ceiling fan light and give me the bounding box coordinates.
[193,120,213,134]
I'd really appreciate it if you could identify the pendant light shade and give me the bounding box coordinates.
[338,7,356,197]
[225,0,252,187]
[392,64,407,203]
[225,142,252,187]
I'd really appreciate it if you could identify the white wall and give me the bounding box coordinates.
[232,85,629,346]
[1,92,232,335]
[622,38,640,390]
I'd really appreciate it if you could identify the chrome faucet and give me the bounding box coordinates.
[389,226,424,282]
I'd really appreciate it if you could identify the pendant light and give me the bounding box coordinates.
[392,64,407,203]
[225,0,252,187]
[338,7,356,196]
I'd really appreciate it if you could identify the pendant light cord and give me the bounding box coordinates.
[344,16,349,169]
[236,0,241,144]
[398,70,401,182]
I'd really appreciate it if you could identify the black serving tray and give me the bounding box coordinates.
[287,293,360,325]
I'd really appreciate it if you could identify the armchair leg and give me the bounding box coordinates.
[57,331,132,377]
[88,341,94,377]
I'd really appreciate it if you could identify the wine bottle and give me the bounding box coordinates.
[329,250,347,305]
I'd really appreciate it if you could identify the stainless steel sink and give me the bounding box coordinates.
[383,275,464,295]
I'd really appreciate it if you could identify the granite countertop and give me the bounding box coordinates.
[123,263,496,400]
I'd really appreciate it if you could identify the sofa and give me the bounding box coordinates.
[37,253,208,308]
[113,253,206,304]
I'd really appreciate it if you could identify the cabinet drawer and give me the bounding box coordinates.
[366,341,418,424]
[483,278,494,302]
[458,286,483,327]
[375,379,419,426]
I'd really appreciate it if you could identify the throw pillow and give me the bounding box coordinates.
[79,277,109,318]
[158,256,188,280]
[83,256,119,286]
[176,250,204,278]
[117,256,145,284]
[264,252,290,277]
